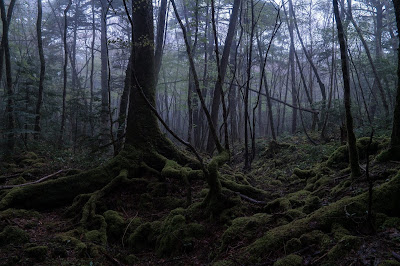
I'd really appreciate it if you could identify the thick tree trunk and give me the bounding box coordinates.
[154,0,167,83]
[89,0,95,136]
[0,0,16,155]
[333,0,361,177]
[34,0,45,139]
[125,0,163,148]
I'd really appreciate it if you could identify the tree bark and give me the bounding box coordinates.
[59,0,72,146]
[333,0,361,177]
[206,0,241,153]
[100,0,109,144]
[0,0,16,155]
[34,0,46,139]
[154,0,167,83]
[390,0,400,149]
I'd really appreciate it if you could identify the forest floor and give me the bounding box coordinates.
[1,134,400,265]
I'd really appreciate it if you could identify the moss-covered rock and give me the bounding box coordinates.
[264,198,291,213]
[221,213,270,250]
[85,230,107,245]
[25,246,48,261]
[293,168,316,179]
[299,230,331,250]
[273,254,303,266]
[103,210,125,241]
[379,260,400,266]
[303,196,321,214]
[326,235,360,261]
[285,237,302,253]
[56,231,87,256]
[0,226,29,246]
[155,213,205,256]
[128,221,161,252]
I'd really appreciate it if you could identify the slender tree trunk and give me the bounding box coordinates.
[287,0,297,134]
[390,0,400,149]
[333,0,361,177]
[34,0,45,139]
[89,0,95,136]
[206,0,241,153]
[59,0,72,146]
[100,0,109,144]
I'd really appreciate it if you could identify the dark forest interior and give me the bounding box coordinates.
[1,0,400,264]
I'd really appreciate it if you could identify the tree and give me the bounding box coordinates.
[34,0,46,139]
[333,0,361,177]
[0,0,17,155]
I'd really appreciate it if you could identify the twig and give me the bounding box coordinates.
[235,192,266,205]
[0,169,65,189]
[392,251,400,262]
[122,211,138,249]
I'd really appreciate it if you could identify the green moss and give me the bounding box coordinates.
[0,226,29,245]
[269,179,283,186]
[293,168,316,179]
[327,145,348,167]
[327,235,360,261]
[25,246,48,261]
[7,176,26,185]
[286,209,306,221]
[221,213,271,250]
[264,198,291,213]
[303,196,321,214]
[85,230,107,245]
[103,210,125,241]
[383,217,400,228]
[125,254,140,264]
[285,238,301,253]
[379,260,400,266]
[155,213,205,256]
[56,233,87,256]
[299,230,331,250]
[377,147,400,162]
[128,221,161,252]
[273,254,303,266]
[331,180,351,196]
[213,260,235,266]
[331,223,350,241]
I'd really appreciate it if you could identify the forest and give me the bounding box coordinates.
[0,0,400,264]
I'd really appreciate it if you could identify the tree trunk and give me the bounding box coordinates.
[154,0,167,83]
[0,0,16,155]
[333,0,361,177]
[390,0,400,150]
[59,0,72,146]
[287,0,297,134]
[206,0,241,154]
[100,0,109,144]
[34,0,45,140]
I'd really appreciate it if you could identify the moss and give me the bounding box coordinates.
[303,196,321,214]
[264,198,291,214]
[103,210,125,241]
[273,254,303,266]
[125,254,140,264]
[293,168,316,179]
[25,246,48,261]
[269,179,283,186]
[221,213,271,250]
[56,231,88,256]
[379,260,400,266]
[213,260,235,266]
[7,176,26,185]
[326,145,348,167]
[128,221,161,252]
[331,180,351,196]
[299,230,331,250]
[147,182,167,196]
[326,235,360,261]
[286,209,306,221]
[155,213,205,256]
[377,147,400,162]
[285,238,301,253]
[312,176,331,191]
[0,208,40,221]
[383,217,400,228]
[331,223,350,241]
[85,230,107,245]
[0,226,29,245]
